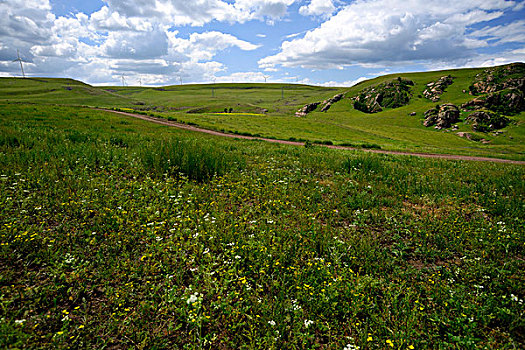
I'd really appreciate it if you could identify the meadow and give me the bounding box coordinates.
[1,102,524,349]
[1,69,524,161]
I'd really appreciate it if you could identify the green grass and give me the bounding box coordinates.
[0,77,139,107]
[1,66,524,160]
[1,103,524,348]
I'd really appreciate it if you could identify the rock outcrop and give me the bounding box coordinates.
[465,110,509,132]
[423,103,460,129]
[463,63,525,115]
[423,75,454,102]
[462,89,525,115]
[295,102,320,117]
[353,78,414,113]
[320,93,344,112]
[469,63,525,95]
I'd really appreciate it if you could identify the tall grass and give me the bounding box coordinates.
[0,111,241,182]
[140,139,243,182]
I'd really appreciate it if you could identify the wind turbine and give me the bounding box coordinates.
[13,50,25,78]
[121,74,126,86]
[179,75,183,85]
[261,73,269,83]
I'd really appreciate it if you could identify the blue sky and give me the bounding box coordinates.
[1,0,524,86]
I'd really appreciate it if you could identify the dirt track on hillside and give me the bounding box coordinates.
[103,109,525,165]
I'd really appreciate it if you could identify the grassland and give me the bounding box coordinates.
[1,102,524,349]
[1,66,524,160]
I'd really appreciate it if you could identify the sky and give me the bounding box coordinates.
[0,0,524,86]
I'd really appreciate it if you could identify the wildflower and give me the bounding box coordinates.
[268,320,276,326]
[386,339,394,347]
[343,344,360,350]
[304,319,314,328]
[186,292,200,305]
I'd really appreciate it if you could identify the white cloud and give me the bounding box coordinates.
[1,0,523,86]
[425,46,525,70]
[0,0,55,63]
[234,0,298,21]
[299,0,336,17]
[215,71,270,83]
[0,0,261,84]
[260,0,520,69]
[100,0,247,26]
[103,29,169,59]
[190,32,260,52]
[96,0,300,27]
[469,20,525,44]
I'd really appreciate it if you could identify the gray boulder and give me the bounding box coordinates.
[424,103,460,129]
[295,102,320,117]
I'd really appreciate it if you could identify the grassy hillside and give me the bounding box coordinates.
[1,103,524,348]
[151,66,524,160]
[104,83,339,116]
[0,64,523,160]
[0,77,138,107]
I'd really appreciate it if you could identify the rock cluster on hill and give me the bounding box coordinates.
[423,103,460,129]
[423,75,454,102]
[465,110,509,132]
[295,102,320,117]
[295,93,345,117]
[462,89,525,115]
[463,63,525,115]
[352,78,414,113]
[320,93,344,112]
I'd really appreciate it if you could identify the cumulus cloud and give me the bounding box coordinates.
[99,0,246,26]
[96,0,299,26]
[103,30,169,59]
[299,0,336,17]
[1,0,523,85]
[0,0,55,63]
[0,0,262,83]
[260,0,522,70]
[234,0,298,22]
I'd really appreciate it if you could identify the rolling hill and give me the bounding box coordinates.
[0,63,523,160]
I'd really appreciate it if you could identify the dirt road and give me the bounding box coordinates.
[103,109,525,165]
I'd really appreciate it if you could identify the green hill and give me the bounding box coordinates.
[0,77,138,107]
[0,63,523,160]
